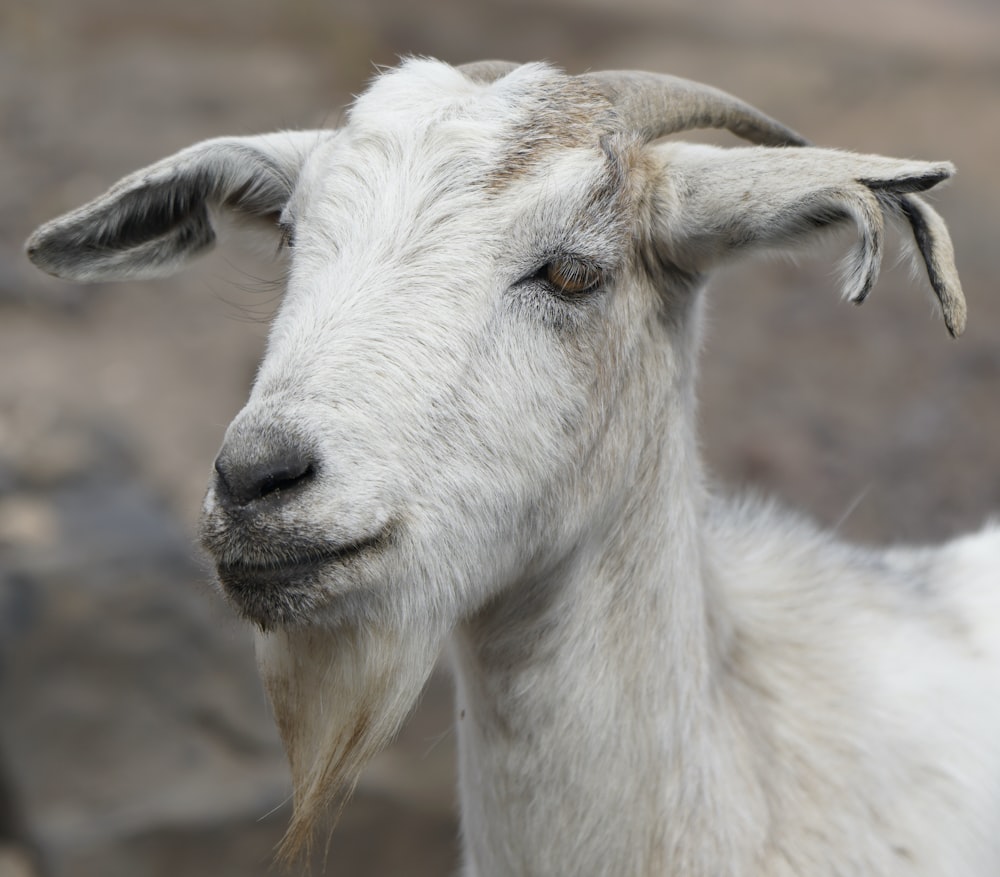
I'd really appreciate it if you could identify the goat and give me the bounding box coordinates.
[25,59,1000,875]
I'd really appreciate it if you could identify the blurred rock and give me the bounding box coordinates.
[0,414,290,877]
[0,846,39,877]
[0,499,57,552]
[0,743,42,877]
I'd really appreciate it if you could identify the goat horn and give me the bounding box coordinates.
[459,65,807,148]
[585,71,966,335]
[581,70,809,148]
[458,60,521,84]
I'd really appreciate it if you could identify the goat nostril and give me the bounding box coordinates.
[213,443,318,508]
[257,460,315,499]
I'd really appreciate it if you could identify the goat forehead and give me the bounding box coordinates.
[293,132,627,267]
[343,59,617,188]
[281,59,633,310]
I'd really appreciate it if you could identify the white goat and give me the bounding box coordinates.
[26,59,1000,876]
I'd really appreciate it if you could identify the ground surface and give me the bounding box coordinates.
[1,1,998,875]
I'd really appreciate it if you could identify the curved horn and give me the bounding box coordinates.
[453,64,963,334]
[458,60,520,84]
[582,70,809,148]
[585,70,965,335]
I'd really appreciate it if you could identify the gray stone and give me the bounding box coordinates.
[0,418,290,877]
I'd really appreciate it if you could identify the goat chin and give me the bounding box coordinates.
[255,618,447,861]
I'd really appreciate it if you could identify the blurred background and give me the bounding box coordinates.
[1,0,998,874]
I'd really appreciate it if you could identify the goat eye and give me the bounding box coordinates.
[540,257,602,296]
[277,221,295,250]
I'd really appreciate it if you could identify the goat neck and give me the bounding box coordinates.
[450,306,761,876]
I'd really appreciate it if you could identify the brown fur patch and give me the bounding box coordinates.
[487,74,618,190]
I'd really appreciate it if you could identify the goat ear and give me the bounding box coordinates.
[25,131,327,283]
[649,143,966,336]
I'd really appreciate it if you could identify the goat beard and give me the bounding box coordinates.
[254,618,447,862]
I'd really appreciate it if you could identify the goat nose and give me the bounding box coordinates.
[213,431,318,508]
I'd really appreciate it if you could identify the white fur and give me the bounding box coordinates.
[25,58,999,875]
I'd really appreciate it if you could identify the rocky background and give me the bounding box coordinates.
[1,1,998,875]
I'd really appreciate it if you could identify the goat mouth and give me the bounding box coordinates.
[212,531,389,629]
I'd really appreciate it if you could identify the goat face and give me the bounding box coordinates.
[197,67,656,635]
[25,57,962,853]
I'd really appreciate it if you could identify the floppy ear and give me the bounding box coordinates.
[649,143,966,336]
[25,131,328,283]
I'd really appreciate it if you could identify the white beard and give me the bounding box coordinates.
[255,618,448,860]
